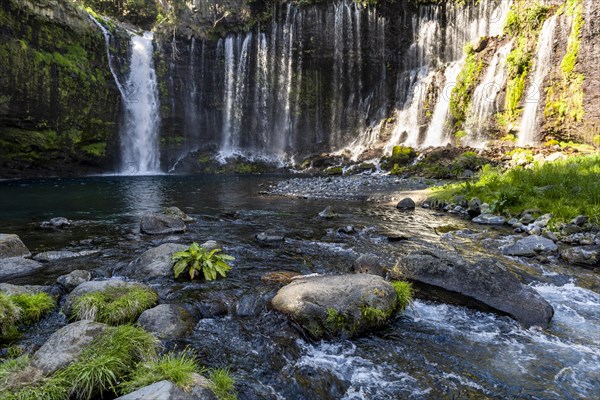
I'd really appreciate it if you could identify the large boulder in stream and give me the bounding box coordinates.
[140,214,186,235]
[115,373,216,400]
[120,243,187,279]
[31,320,109,375]
[392,249,554,328]
[0,257,45,281]
[137,304,196,339]
[271,274,397,338]
[0,233,31,258]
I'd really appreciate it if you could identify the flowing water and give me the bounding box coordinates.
[1,176,598,399]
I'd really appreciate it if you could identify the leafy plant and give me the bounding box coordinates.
[172,243,234,281]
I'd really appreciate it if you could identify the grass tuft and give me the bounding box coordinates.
[391,281,413,312]
[208,368,237,400]
[11,293,56,325]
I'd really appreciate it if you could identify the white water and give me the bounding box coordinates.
[464,40,513,147]
[120,32,161,174]
[518,15,558,146]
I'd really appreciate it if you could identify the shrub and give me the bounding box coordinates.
[172,243,234,281]
[72,286,158,325]
[391,281,413,311]
[208,368,237,400]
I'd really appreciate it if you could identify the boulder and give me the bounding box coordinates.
[115,374,216,400]
[255,230,285,243]
[120,243,187,280]
[164,206,195,223]
[140,214,186,235]
[34,250,79,262]
[532,213,552,228]
[571,215,589,226]
[63,279,155,316]
[57,270,92,292]
[0,234,30,258]
[137,304,196,339]
[31,320,109,375]
[41,217,71,229]
[560,245,599,268]
[0,283,60,300]
[271,274,397,338]
[501,235,558,257]
[352,254,386,277]
[396,198,416,211]
[0,257,45,281]
[392,249,554,328]
[472,213,506,225]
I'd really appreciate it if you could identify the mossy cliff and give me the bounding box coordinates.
[0,0,122,177]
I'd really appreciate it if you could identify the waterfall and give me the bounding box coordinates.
[120,32,161,174]
[518,14,558,146]
[464,40,513,147]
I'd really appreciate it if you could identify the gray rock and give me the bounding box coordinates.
[472,214,506,225]
[479,203,491,214]
[561,224,582,236]
[396,197,416,211]
[63,279,155,317]
[533,213,552,227]
[31,320,109,375]
[507,218,519,227]
[137,304,196,339]
[0,283,60,299]
[542,230,559,242]
[140,214,186,235]
[271,274,397,338]
[519,214,535,224]
[571,215,589,226]
[200,240,221,252]
[502,236,558,257]
[41,217,71,229]
[57,270,92,292]
[527,225,542,236]
[392,249,554,328]
[0,234,31,258]
[0,257,45,281]
[115,373,216,400]
[255,230,285,243]
[560,245,599,268]
[120,243,187,280]
[352,254,386,277]
[317,206,337,219]
[34,250,79,262]
[164,206,195,223]
[467,197,481,218]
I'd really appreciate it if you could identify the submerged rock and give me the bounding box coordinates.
[501,236,558,257]
[255,230,285,243]
[396,197,416,211]
[472,213,506,225]
[0,233,31,258]
[40,217,71,229]
[0,257,45,281]
[140,214,186,235]
[32,320,109,375]
[34,250,78,262]
[120,243,187,280]
[137,304,196,339]
[560,245,599,268]
[56,270,92,292]
[271,274,397,338]
[164,206,195,223]
[115,373,216,400]
[392,249,554,328]
[261,271,301,285]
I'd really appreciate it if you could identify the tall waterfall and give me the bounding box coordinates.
[120,32,161,174]
[518,15,558,146]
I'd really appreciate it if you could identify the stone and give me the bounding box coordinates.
[337,225,356,234]
[396,197,416,211]
[0,283,60,300]
[56,270,92,292]
[479,203,491,214]
[33,250,78,262]
[392,249,554,328]
[261,271,301,285]
[200,240,221,252]
[114,373,216,400]
[352,254,386,277]
[472,214,506,225]
[0,234,30,258]
[502,236,558,257]
[41,217,71,229]
[546,152,567,162]
[271,274,397,338]
[255,230,285,243]
[63,279,155,317]
[507,218,519,227]
[467,197,482,218]
[31,320,109,375]
[317,206,336,219]
[533,213,552,227]
[119,243,187,280]
[561,224,582,236]
[140,214,186,235]
[137,304,196,339]
[164,206,195,223]
[571,215,589,226]
[519,214,535,224]
[560,245,599,268]
[0,257,45,281]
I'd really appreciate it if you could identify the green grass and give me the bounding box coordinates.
[208,368,237,400]
[391,281,413,312]
[449,44,485,130]
[1,292,56,342]
[432,153,600,225]
[72,286,158,325]
[120,352,199,394]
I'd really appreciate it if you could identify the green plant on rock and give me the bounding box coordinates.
[391,281,413,311]
[360,306,389,325]
[72,286,158,325]
[208,368,237,400]
[1,292,56,342]
[0,294,21,340]
[325,307,348,332]
[172,243,234,281]
[381,146,417,170]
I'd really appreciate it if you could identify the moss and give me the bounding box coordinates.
[381,146,417,170]
[325,308,348,333]
[449,46,485,130]
[391,281,413,312]
[72,286,158,325]
[324,166,344,176]
[359,306,390,325]
[81,142,107,157]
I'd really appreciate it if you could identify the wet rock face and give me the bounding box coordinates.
[0,234,30,258]
[352,254,386,277]
[140,214,187,235]
[393,249,554,328]
[560,245,600,268]
[0,257,45,281]
[271,274,397,339]
[502,235,558,257]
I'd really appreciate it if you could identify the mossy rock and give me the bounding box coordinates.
[380,146,417,170]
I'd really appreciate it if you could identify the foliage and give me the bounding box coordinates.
[1,292,56,342]
[120,352,199,394]
[172,243,234,281]
[380,146,417,170]
[0,294,21,339]
[449,47,485,130]
[325,308,347,332]
[391,281,413,311]
[208,368,237,400]
[432,153,600,225]
[72,286,158,325]
[360,306,389,325]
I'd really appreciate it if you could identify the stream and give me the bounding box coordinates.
[0,175,598,399]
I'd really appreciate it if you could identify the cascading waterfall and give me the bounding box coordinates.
[518,14,558,146]
[120,32,161,174]
[464,40,513,147]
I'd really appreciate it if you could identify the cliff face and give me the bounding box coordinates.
[0,0,122,177]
